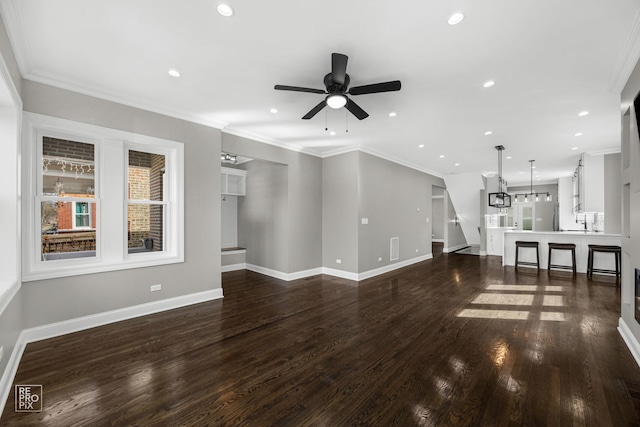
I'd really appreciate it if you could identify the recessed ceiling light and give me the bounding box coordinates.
[439,155,445,158]
[168,69,181,77]
[389,112,397,117]
[454,163,460,166]
[537,178,541,181]
[448,12,464,26]
[578,111,589,117]
[519,171,525,174]
[216,3,234,17]
[484,131,493,135]
[329,131,336,136]
[574,132,583,137]
[506,156,512,159]
[270,108,278,114]
[531,166,536,169]
[418,144,425,148]
[483,80,495,88]
[571,146,579,150]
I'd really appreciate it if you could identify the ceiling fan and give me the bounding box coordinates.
[274,53,401,120]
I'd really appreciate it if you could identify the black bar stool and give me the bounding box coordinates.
[587,245,621,278]
[548,243,577,275]
[515,241,539,271]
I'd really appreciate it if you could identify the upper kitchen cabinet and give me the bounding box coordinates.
[221,167,247,196]
[573,153,604,213]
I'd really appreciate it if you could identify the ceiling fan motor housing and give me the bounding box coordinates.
[324,73,349,94]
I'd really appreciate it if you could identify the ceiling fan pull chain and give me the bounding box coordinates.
[324,108,328,131]
[346,108,349,133]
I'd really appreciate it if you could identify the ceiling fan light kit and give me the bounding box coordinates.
[274,53,401,121]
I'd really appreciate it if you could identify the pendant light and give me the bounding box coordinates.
[488,145,511,208]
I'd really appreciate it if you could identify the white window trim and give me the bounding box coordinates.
[23,112,184,282]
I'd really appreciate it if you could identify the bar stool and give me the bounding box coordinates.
[515,241,539,271]
[548,242,577,275]
[587,245,621,278]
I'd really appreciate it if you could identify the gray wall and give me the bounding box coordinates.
[620,56,640,349]
[432,197,444,240]
[20,80,222,328]
[604,153,622,234]
[445,189,467,250]
[238,160,289,272]
[222,133,323,274]
[508,184,559,231]
[322,151,359,273]
[357,152,436,272]
[322,151,445,274]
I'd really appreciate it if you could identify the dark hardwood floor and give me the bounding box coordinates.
[2,248,639,426]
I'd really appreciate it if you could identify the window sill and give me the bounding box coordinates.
[23,253,185,282]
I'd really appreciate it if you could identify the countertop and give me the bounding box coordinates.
[504,230,621,237]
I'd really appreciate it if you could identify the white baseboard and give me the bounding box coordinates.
[358,254,433,281]
[321,267,359,281]
[320,254,433,282]
[287,267,324,281]
[443,244,469,253]
[0,288,223,410]
[245,255,434,283]
[432,239,444,243]
[619,317,640,368]
[222,263,246,272]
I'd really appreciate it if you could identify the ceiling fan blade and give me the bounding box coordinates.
[346,97,369,120]
[302,100,327,120]
[331,53,348,86]
[349,80,402,95]
[274,85,325,94]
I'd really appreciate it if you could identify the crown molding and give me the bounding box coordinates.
[24,70,230,129]
[0,0,34,76]
[609,9,640,94]
[586,147,621,156]
[221,125,323,157]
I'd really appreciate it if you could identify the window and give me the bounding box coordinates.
[127,150,166,254]
[39,136,98,261]
[24,113,184,281]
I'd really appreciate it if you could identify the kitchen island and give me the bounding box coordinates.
[503,230,621,273]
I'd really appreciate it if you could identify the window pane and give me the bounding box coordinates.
[42,137,95,197]
[41,201,97,261]
[128,204,164,253]
[128,150,165,201]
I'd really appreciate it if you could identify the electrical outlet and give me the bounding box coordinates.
[378,257,382,262]
[336,259,342,264]
[361,218,368,225]
[416,249,419,253]
[150,284,162,292]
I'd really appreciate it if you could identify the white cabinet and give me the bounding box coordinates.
[221,167,247,196]
[573,153,604,213]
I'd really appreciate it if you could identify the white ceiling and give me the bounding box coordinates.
[3,0,640,185]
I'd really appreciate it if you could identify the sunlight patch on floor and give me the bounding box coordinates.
[542,295,564,307]
[544,285,565,292]
[486,284,538,292]
[472,293,535,306]
[458,309,529,320]
[540,312,566,321]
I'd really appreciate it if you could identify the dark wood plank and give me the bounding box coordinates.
[2,252,639,426]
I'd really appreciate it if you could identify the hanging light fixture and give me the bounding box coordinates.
[514,159,553,203]
[488,145,511,208]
